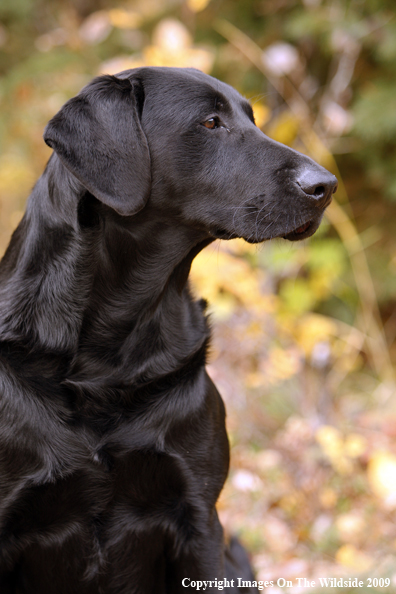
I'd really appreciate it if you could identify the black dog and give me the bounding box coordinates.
[0,67,337,593]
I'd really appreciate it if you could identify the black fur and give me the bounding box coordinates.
[0,67,337,593]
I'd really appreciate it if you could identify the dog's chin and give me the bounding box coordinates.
[282,218,321,241]
[210,215,322,244]
[210,227,239,241]
[240,218,322,244]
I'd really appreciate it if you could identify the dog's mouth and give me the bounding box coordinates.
[283,219,316,241]
[212,215,321,244]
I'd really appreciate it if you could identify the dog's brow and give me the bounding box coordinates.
[212,94,232,115]
[240,101,255,123]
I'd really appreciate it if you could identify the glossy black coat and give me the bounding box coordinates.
[0,67,336,593]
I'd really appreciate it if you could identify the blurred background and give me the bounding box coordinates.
[1,0,396,590]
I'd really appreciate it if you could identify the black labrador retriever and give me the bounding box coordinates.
[0,67,337,593]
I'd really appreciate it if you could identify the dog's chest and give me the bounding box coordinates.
[27,445,202,539]
[8,446,206,590]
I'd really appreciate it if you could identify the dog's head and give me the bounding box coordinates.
[44,67,337,243]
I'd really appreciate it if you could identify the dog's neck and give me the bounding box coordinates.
[0,155,213,388]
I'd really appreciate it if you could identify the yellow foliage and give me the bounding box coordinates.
[279,278,316,316]
[100,56,145,75]
[278,491,304,515]
[144,45,214,71]
[333,351,363,374]
[0,155,36,199]
[245,371,265,389]
[309,269,338,300]
[344,434,367,458]
[252,103,270,129]
[335,512,365,542]
[335,544,373,570]
[100,17,214,73]
[316,426,364,475]
[316,426,342,453]
[190,247,275,318]
[246,320,265,339]
[187,0,211,12]
[221,237,259,256]
[319,487,338,509]
[143,19,214,72]
[294,313,338,357]
[9,211,24,230]
[266,112,299,146]
[262,346,301,386]
[246,346,302,387]
[152,18,192,50]
[367,451,396,506]
[108,9,142,29]
[332,457,353,476]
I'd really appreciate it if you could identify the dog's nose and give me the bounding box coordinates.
[296,167,338,207]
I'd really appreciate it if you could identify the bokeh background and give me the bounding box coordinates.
[1,0,396,591]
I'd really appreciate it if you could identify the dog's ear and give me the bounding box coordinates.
[44,75,150,216]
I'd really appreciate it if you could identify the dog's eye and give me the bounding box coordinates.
[203,118,219,129]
